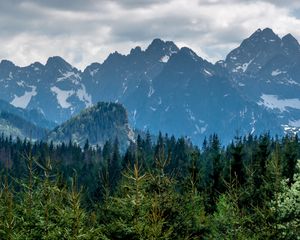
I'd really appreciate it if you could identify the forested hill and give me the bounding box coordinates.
[46,102,135,150]
[0,111,47,140]
[0,132,299,239]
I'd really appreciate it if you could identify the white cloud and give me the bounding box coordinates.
[0,0,300,69]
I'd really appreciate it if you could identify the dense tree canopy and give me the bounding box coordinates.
[0,132,299,239]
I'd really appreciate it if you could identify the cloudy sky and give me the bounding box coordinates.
[1,0,300,69]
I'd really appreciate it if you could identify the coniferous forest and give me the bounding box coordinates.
[0,132,299,239]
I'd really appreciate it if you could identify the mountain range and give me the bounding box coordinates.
[0,28,300,145]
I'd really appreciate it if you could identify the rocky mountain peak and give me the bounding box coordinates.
[164,47,204,71]
[104,51,124,65]
[0,30,299,145]
[45,56,73,71]
[282,33,300,56]
[247,28,280,43]
[225,28,284,74]
[0,60,15,69]
[129,46,142,55]
[28,62,45,71]
[146,38,166,51]
[145,38,179,60]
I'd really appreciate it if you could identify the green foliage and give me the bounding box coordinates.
[0,133,299,239]
[0,176,16,240]
[0,154,105,239]
[272,159,300,239]
[211,193,253,239]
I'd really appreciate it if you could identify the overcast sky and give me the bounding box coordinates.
[1,0,300,69]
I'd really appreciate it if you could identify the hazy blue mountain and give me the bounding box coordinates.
[223,28,300,135]
[1,29,299,145]
[0,99,55,129]
[81,40,281,144]
[47,102,135,150]
[0,57,91,124]
[0,99,52,140]
[135,47,280,143]
[82,38,179,103]
[0,111,47,140]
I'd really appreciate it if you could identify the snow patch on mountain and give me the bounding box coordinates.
[286,79,300,86]
[239,106,248,118]
[271,69,285,76]
[194,123,207,134]
[8,72,13,80]
[236,58,254,73]
[11,86,37,108]
[51,86,74,108]
[132,109,137,124]
[76,84,92,107]
[204,69,212,76]
[127,126,136,143]
[148,86,155,97]
[158,97,162,105]
[122,85,128,94]
[258,94,300,112]
[160,55,170,63]
[189,50,199,62]
[282,124,300,135]
[89,68,99,77]
[16,81,25,87]
[57,71,81,85]
[289,119,300,127]
[250,112,256,134]
[186,108,196,121]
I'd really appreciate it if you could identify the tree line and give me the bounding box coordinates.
[0,132,299,239]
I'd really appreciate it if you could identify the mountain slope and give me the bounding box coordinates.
[0,111,47,140]
[223,28,300,134]
[0,57,91,124]
[1,29,300,145]
[0,99,55,129]
[81,43,282,144]
[131,47,281,143]
[0,99,51,140]
[47,102,135,149]
[82,39,179,104]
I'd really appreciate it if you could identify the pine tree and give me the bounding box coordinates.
[181,150,207,238]
[230,137,245,186]
[0,175,16,239]
[109,138,122,191]
[283,136,298,185]
[272,159,300,239]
